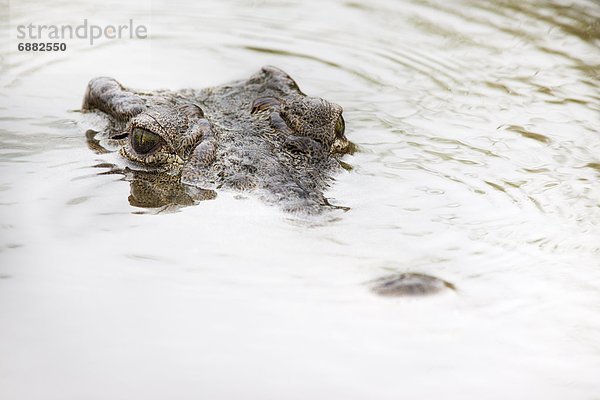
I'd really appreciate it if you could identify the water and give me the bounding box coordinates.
[1,0,599,398]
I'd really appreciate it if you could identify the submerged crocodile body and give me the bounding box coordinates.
[82,66,354,213]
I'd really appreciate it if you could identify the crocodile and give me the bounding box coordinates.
[82,67,455,296]
[82,66,354,213]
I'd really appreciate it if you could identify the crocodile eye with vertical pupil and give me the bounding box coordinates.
[130,127,162,154]
[334,115,345,137]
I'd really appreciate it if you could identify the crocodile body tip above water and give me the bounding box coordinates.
[82,66,355,213]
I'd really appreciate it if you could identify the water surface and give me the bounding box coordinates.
[1,0,599,398]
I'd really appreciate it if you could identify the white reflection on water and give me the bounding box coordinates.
[0,0,599,398]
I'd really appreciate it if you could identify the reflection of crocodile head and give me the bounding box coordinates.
[83,66,354,213]
[86,158,217,211]
[125,169,216,209]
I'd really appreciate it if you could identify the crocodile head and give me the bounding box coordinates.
[82,66,354,212]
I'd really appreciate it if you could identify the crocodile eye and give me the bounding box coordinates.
[130,127,162,154]
[334,115,345,137]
